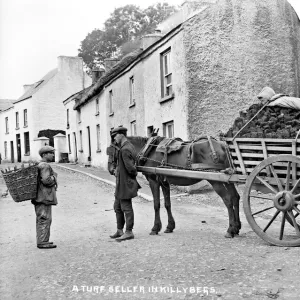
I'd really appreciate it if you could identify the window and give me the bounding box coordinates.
[95,98,99,115]
[79,130,83,151]
[131,120,137,136]
[163,121,174,138]
[96,124,101,151]
[77,109,81,123]
[129,76,135,105]
[4,142,7,159]
[24,132,30,155]
[147,126,154,137]
[161,49,173,98]
[109,90,113,115]
[5,117,9,133]
[16,112,19,129]
[67,109,70,128]
[68,134,71,153]
[24,109,28,127]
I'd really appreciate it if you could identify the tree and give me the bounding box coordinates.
[78,2,178,72]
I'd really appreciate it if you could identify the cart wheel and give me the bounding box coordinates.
[243,154,300,247]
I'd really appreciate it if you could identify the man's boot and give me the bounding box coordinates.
[115,230,134,242]
[110,229,124,239]
[37,244,57,249]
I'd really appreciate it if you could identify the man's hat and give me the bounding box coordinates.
[111,125,127,137]
[39,146,55,157]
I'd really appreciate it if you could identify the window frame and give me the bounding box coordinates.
[5,117,9,133]
[4,141,7,159]
[163,120,174,138]
[130,120,137,136]
[16,112,19,129]
[96,124,101,151]
[79,130,83,152]
[109,90,113,115]
[24,109,28,127]
[160,48,173,99]
[68,134,71,153]
[129,76,135,106]
[95,98,100,115]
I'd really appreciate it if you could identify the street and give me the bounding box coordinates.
[0,166,300,300]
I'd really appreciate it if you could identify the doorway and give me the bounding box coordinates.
[16,134,21,162]
[73,132,77,161]
[10,141,14,163]
[87,126,91,161]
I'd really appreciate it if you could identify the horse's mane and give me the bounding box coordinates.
[127,135,164,146]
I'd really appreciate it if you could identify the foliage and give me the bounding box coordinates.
[78,2,178,72]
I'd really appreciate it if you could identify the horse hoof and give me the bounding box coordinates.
[149,231,158,235]
[224,232,233,238]
[164,229,173,233]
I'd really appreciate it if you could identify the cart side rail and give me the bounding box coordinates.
[224,137,300,180]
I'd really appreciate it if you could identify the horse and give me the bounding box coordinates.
[107,135,241,238]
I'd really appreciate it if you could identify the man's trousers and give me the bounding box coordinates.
[34,203,52,245]
[113,198,134,231]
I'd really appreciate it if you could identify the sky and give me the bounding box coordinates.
[0,0,299,100]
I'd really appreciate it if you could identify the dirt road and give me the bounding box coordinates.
[0,167,299,300]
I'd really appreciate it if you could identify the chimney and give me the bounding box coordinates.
[91,67,105,83]
[23,84,34,93]
[104,58,119,72]
[141,32,163,50]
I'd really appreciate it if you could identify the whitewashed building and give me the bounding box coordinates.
[0,56,91,163]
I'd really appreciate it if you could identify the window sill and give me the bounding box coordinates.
[95,112,99,116]
[79,150,83,153]
[16,127,20,130]
[66,125,70,129]
[23,125,28,128]
[5,132,9,135]
[109,112,114,117]
[129,102,135,108]
[159,93,175,104]
[24,153,30,156]
[78,121,82,124]
[96,149,101,153]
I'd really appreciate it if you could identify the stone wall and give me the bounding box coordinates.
[183,0,300,139]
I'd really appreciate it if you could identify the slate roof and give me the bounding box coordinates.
[15,68,58,103]
[0,99,14,111]
[73,48,143,110]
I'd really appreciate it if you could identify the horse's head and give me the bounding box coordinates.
[106,142,119,175]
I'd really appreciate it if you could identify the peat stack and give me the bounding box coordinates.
[223,103,300,139]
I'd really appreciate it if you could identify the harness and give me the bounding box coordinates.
[136,135,227,171]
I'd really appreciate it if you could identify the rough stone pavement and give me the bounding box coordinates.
[0,163,300,300]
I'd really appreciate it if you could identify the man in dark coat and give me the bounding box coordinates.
[31,146,57,249]
[109,126,141,242]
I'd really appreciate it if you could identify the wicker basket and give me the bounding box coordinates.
[1,164,38,202]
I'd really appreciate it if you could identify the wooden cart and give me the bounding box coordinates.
[138,137,300,247]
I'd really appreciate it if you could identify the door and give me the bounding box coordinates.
[16,134,21,162]
[73,132,77,161]
[87,126,91,161]
[10,141,14,163]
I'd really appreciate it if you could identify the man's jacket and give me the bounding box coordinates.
[115,140,141,199]
[32,162,58,205]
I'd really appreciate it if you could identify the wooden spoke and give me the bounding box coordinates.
[269,165,283,191]
[252,206,274,216]
[295,194,300,199]
[250,193,274,201]
[287,211,300,237]
[263,210,280,232]
[293,206,300,215]
[279,212,286,240]
[285,162,291,191]
[291,178,300,194]
[256,176,278,194]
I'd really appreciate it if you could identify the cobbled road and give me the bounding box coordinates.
[0,166,299,300]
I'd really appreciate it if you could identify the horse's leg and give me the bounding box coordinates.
[209,181,241,238]
[160,178,175,233]
[148,175,162,235]
[225,183,241,234]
